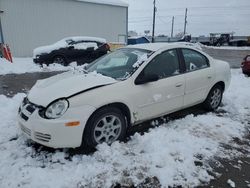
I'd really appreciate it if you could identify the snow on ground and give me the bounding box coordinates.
[0,58,81,75]
[0,70,249,187]
[227,179,236,188]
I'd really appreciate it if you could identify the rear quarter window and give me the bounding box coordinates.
[182,48,209,72]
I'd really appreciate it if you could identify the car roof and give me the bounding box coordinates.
[128,36,149,40]
[126,42,201,52]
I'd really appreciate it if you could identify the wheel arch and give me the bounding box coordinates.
[86,102,132,128]
[203,81,225,111]
[205,81,225,101]
[213,81,225,92]
[52,53,68,63]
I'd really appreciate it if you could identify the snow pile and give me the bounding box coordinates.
[227,179,236,188]
[132,53,148,68]
[0,58,82,75]
[0,57,10,64]
[222,69,250,120]
[0,70,249,187]
[33,36,106,57]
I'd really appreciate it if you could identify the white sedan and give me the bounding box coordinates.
[18,43,231,149]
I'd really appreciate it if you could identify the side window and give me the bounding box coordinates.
[144,49,180,79]
[73,41,98,50]
[182,49,209,72]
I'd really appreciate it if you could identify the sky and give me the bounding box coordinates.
[123,0,250,37]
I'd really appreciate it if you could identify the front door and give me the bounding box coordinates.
[132,49,185,122]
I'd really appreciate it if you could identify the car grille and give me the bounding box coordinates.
[34,132,51,142]
[19,98,51,143]
[20,124,31,137]
[19,97,39,121]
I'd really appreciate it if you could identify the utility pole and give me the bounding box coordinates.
[152,0,156,43]
[0,10,4,43]
[171,16,174,38]
[184,8,188,35]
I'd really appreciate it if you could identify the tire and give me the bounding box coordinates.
[203,85,223,111]
[82,107,127,147]
[53,56,67,66]
[245,73,250,77]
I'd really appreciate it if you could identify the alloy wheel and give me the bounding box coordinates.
[53,57,66,65]
[210,88,222,109]
[93,115,122,144]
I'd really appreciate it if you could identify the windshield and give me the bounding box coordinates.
[86,48,152,80]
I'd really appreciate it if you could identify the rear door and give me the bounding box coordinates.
[180,48,215,107]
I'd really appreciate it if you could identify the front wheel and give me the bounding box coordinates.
[53,56,67,66]
[83,107,127,147]
[203,85,223,111]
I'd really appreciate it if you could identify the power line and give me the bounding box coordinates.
[128,12,250,23]
[130,5,250,12]
[157,15,172,25]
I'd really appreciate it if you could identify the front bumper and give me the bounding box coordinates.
[33,54,49,64]
[18,100,96,148]
[33,57,45,64]
[33,58,40,64]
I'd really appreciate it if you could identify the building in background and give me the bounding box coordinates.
[0,0,128,57]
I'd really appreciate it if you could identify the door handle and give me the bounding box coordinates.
[207,76,212,79]
[175,83,183,87]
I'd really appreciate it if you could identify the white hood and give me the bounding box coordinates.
[28,71,118,107]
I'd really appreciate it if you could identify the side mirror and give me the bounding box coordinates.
[135,73,159,85]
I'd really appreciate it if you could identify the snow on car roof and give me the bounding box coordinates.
[62,36,106,43]
[33,36,107,57]
[126,42,202,52]
[76,0,128,7]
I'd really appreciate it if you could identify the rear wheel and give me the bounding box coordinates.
[82,107,127,147]
[53,56,67,66]
[203,85,223,111]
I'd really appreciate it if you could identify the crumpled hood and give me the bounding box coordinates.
[28,71,118,107]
